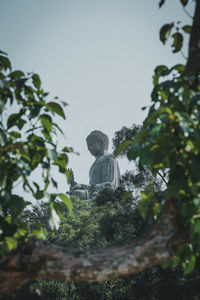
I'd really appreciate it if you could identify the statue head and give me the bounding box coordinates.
[86,130,109,157]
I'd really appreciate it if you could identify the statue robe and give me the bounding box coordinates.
[89,153,120,191]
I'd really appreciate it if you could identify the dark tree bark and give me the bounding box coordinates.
[185,0,200,75]
[181,275,200,298]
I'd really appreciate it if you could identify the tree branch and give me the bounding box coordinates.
[0,198,188,295]
[157,170,168,186]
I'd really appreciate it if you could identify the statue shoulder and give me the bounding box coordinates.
[101,153,116,162]
[102,153,112,158]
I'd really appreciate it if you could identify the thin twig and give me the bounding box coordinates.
[13,179,23,189]
[181,49,187,60]
[157,170,168,186]
[182,6,193,19]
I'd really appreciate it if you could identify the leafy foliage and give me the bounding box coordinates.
[112,124,141,157]
[160,23,174,44]
[5,194,200,300]
[114,2,200,273]
[0,52,72,255]
[159,0,191,54]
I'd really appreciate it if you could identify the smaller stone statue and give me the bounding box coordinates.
[69,130,120,200]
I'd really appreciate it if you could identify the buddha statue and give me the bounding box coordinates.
[69,130,120,200]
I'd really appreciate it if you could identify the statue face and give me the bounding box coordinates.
[87,140,103,157]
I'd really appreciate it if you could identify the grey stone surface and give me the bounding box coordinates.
[69,130,120,200]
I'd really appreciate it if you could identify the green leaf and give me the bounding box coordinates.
[141,106,147,110]
[171,32,183,53]
[140,147,154,167]
[61,100,68,107]
[0,78,8,89]
[62,147,73,153]
[182,25,191,34]
[7,113,20,129]
[185,140,194,152]
[194,219,200,234]
[28,134,44,147]
[65,169,71,184]
[189,159,200,182]
[17,119,26,130]
[0,50,7,55]
[7,114,26,130]
[58,193,73,213]
[152,124,162,137]
[0,129,7,146]
[6,237,17,251]
[173,64,185,74]
[183,255,195,275]
[127,143,141,161]
[180,0,188,6]
[54,202,63,220]
[54,153,68,173]
[9,131,21,138]
[34,190,44,200]
[46,102,65,119]
[40,114,52,132]
[153,65,169,85]
[154,65,169,75]
[124,191,132,200]
[52,122,64,135]
[160,23,174,44]
[0,55,11,71]
[9,71,24,78]
[18,222,28,237]
[33,181,40,192]
[7,195,27,218]
[193,197,200,207]
[153,202,161,218]
[32,228,46,239]
[165,175,188,199]
[41,129,51,141]
[159,0,166,8]
[44,179,50,190]
[32,73,41,89]
[138,192,150,218]
[114,140,133,156]
[51,178,58,188]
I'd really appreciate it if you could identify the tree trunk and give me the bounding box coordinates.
[185,0,200,75]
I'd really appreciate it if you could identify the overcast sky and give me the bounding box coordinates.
[0,0,194,197]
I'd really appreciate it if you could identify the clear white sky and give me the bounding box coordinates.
[0,0,194,197]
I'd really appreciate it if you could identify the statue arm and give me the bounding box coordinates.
[69,169,78,189]
[68,170,89,199]
[70,183,89,192]
[96,156,120,191]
